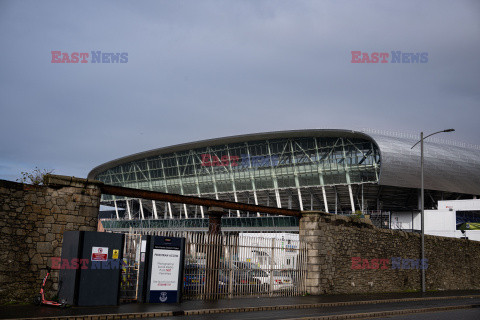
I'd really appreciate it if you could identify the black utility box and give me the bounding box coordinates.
[58,231,124,306]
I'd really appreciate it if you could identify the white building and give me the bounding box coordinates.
[238,233,300,269]
[391,199,480,241]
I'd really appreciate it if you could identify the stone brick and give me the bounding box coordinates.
[0,177,100,304]
[51,224,65,234]
[54,247,62,257]
[66,202,77,211]
[36,242,53,253]
[300,211,480,295]
[76,216,86,224]
[31,253,44,265]
[45,233,55,242]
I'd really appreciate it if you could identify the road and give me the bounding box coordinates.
[146,297,480,320]
[373,307,480,319]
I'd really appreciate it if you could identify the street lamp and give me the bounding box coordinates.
[411,128,455,293]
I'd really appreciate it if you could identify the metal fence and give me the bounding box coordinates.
[119,233,142,302]
[368,211,391,229]
[119,230,307,300]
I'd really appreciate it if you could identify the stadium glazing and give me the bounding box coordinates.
[89,129,480,227]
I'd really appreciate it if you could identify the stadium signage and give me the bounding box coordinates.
[201,153,279,169]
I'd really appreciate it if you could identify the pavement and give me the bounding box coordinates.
[1,290,480,320]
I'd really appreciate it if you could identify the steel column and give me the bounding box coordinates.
[114,200,120,220]
[245,142,260,216]
[290,140,304,211]
[266,140,282,208]
[174,153,188,219]
[192,152,205,218]
[152,200,158,219]
[314,138,329,212]
[126,199,132,220]
[139,199,145,220]
[160,156,173,219]
[341,138,356,212]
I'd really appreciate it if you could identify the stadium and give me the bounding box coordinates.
[88,129,480,232]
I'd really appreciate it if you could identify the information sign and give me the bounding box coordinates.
[150,249,181,291]
[91,247,108,261]
[146,236,185,303]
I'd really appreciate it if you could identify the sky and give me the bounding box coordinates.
[0,0,479,182]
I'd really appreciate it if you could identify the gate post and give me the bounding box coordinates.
[299,211,326,295]
[208,207,223,235]
[205,207,224,299]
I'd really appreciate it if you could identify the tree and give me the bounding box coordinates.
[17,167,54,185]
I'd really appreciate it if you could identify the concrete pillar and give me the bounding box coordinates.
[299,211,325,295]
[300,210,378,295]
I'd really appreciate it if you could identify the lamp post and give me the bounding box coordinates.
[411,129,454,293]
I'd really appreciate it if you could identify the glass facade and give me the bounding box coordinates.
[95,136,380,203]
[91,130,480,222]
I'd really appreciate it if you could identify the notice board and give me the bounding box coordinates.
[146,236,185,303]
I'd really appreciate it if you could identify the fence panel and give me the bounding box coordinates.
[131,230,308,299]
[118,230,306,300]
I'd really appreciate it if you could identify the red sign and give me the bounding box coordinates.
[91,247,108,261]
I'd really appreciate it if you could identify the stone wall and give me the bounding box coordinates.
[300,211,480,295]
[0,176,101,304]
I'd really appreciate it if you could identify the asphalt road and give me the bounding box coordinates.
[3,292,480,320]
[372,307,480,320]
[145,297,480,320]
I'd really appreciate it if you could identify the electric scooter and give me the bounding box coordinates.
[34,266,67,307]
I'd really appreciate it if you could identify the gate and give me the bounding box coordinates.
[119,230,307,300]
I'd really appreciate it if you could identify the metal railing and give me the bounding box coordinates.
[122,230,307,300]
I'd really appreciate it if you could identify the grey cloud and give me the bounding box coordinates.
[0,0,479,180]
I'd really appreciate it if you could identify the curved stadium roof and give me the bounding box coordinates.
[88,129,480,196]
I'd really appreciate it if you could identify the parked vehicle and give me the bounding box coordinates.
[184,264,205,294]
[231,269,262,293]
[233,260,260,270]
[249,268,294,291]
[34,266,67,308]
[184,263,258,294]
[232,261,294,292]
